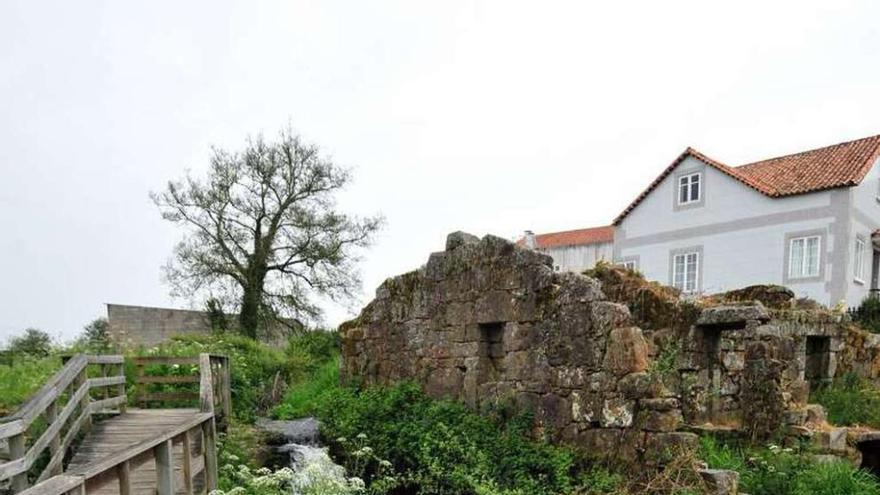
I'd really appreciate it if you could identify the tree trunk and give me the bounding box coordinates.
[239,285,262,339]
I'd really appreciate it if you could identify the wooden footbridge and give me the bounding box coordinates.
[0,353,232,495]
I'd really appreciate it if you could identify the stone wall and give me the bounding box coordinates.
[341,233,700,462]
[341,231,880,469]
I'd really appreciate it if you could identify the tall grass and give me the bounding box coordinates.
[0,355,62,415]
[811,373,880,427]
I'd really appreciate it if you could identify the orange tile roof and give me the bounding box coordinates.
[614,134,880,225]
[521,225,614,249]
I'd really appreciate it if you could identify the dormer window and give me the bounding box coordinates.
[678,173,701,205]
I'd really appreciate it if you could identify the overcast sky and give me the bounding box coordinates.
[2,0,880,342]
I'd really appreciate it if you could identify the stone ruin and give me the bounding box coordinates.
[340,231,880,484]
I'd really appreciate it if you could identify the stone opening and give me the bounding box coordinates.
[479,322,506,371]
[703,328,723,420]
[859,440,880,478]
[805,336,831,389]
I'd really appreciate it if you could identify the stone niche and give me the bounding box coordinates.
[340,232,695,463]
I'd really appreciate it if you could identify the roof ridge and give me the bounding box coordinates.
[535,225,612,236]
[736,133,880,169]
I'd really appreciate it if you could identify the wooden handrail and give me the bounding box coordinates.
[18,412,216,495]
[0,353,228,494]
[134,353,231,431]
[0,354,126,492]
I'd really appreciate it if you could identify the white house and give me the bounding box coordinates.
[612,134,880,307]
[520,225,613,273]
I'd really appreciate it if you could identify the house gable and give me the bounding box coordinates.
[614,134,880,225]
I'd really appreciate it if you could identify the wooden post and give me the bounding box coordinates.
[46,398,62,476]
[101,363,110,401]
[221,357,232,431]
[136,363,145,408]
[202,420,218,492]
[9,433,28,493]
[181,431,194,495]
[117,460,131,495]
[155,439,175,495]
[199,354,214,414]
[77,369,92,434]
[117,362,127,413]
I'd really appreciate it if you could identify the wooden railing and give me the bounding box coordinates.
[18,411,216,495]
[0,353,229,494]
[133,354,232,431]
[0,354,126,492]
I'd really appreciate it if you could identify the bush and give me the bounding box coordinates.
[78,318,111,352]
[277,381,584,495]
[7,328,53,357]
[811,373,880,427]
[129,333,291,421]
[850,296,880,333]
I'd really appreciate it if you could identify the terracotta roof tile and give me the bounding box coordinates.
[614,134,880,225]
[521,225,614,249]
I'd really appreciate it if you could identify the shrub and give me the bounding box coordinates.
[811,373,880,427]
[129,333,290,421]
[277,381,581,495]
[850,296,880,333]
[78,318,111,352]
[7,328,53,357]
[272,359,340,419]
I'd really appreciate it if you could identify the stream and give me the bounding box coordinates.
[256,417,352,492]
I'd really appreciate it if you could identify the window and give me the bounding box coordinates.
[855,236,867,283]
[789,236,821,279]
[621,260,636,271]
[672,251,699,293]
[678,173,701,205]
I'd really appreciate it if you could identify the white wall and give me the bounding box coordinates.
[617,156,841,305]
[846,157,880,305]
[542,241,612,273]
[621,156,832,238]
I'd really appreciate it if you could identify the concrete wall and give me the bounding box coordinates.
[616,156,851,305]
[540,241,612,273]
[107,303,295,348]
[107,304,213,348]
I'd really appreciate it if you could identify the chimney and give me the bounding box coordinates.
[523,230,537,249]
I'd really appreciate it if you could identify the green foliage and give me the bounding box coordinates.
[128,330,340,422]
[851,296,880,333]
[205,298,231,333]
[272,359,340,419]
[0,355,61,414]
[648,341,680,386]
[129,333,290,421]
[78,318,111,352]
[811,373,880,427]
[285,329,340,383]
[277,381,585,495]
[700,436,880,495]
[7,328,53,357]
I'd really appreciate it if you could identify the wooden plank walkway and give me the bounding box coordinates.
[67,409,206,495]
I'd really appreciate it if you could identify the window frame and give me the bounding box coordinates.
[788,235,821,279]
[677,172,702,205]
[671,250,700,293]
[854,235,867,284]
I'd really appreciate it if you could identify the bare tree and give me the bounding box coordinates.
[152,127,382,339]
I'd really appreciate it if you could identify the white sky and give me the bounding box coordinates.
[2,0,880,342]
